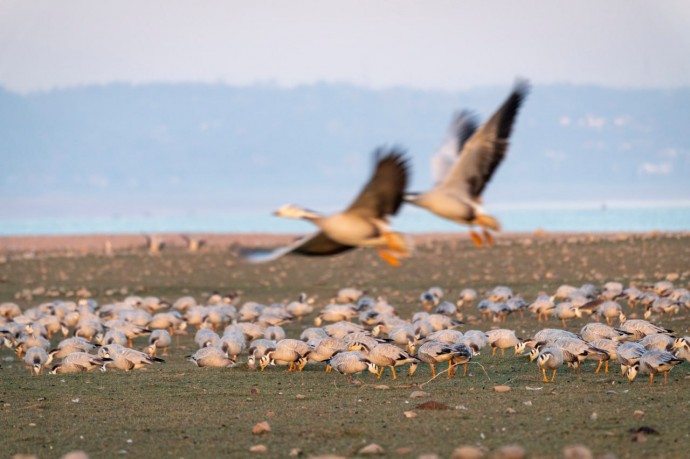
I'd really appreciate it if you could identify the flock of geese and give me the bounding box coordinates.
[243,81,529,265]
[2,279,688,385]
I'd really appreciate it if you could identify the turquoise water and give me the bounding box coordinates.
[1,205,689,236]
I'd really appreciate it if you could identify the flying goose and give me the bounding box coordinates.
[242,149,412,266]
[404,81,529,247]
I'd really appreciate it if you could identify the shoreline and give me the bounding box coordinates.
[0,230,684,254]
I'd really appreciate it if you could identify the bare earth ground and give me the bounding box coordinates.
[0,232,689,459]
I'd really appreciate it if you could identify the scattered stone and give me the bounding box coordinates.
[295,394,306,399]
[410,390,429,398]
[504,407,516,414]
[562,445,593,459]
[251,387,260,395]
[451,445,485,459]
[590,412,598,421]
[396,447,412,455]
[633,410,645,420]
[288,448,303,457]
[249,444,267,453]
[666,272,679,282]
[415,400,448,410]
[523,401,532,406]
[252,421,271,435]
[265,411,276,418]
[494,445,526,459]
[493,385,511,393]
[12,455,38,459]
[61,451,90,459]
[403,411,417,418]
[374,385,390,390]
[418,454,439,459]
[358,443,384,455]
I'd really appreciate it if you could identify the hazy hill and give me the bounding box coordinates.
[1,83,688,217]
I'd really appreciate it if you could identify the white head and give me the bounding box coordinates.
[625,363,639,382]
[536,350,549,366]
[273,204,320,220]
[514,341,526,355]
[259,353,273,371]
[529,348,540,362]
[366,362,379,375]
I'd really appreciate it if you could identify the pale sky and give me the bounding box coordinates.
[1,0,690,93]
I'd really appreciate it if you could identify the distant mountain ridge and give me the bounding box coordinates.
[1,83,689,218]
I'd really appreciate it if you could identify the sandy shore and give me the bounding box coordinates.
[0,230,682,254]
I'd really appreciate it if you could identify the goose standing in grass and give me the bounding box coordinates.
[618,314,673,340]
[50,337,98,359]
[50,352,111,374]
[625,350,684,385]
[486,329,520,357]
[188,346,236,368]
[144,329,172,357]
[247,339,277,369]
[24,346,51,375]
[616,342,647,375]
[243,149,412,266]
[348,342,418,380]
[580,323,632,342]
[404,81,528,247]
[326,351,379,380]
[99,344,164,371]
[286,293,313,321]
[536,346,566,383]
[409,340,463,378]
[259,339,312,372]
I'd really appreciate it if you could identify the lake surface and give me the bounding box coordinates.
[2,205,689,236]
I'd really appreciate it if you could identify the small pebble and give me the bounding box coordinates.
[358,443,384,455]
[249,445,267,453]
[451,445,485,459]
[252,422,271,435]
[562,444,593,459]
[633,410,645,419]
[493,385,511,393]
[410,390,429,398]
[494,444,526,459]
[404,411,417,418]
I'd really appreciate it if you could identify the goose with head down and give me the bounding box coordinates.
[404,81,528,247]
[243,149,412,266]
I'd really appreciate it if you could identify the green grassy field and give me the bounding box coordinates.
[1,233,689,458]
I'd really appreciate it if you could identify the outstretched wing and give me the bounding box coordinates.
[438,80,529,199]
[431,111,479,185]
[345,148,409,219]
[240,232,355,263]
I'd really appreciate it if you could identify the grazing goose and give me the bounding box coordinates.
[259,339,312,372]
[486,329,520,357]
[51,352,110,374]
[99,344,164,371]
[144,329,172,357]
[286,293,314,321]
[639,333,675,351]
[326,351,378,379]
[616,342,646,375]
[348,342,418,380]
[243,149,412,266]
[50,337,98,359]
[670,337,690,361]
[188,346,236,368]
[306,337,348,365]
[625,350,684,385]
[587,339,619,373]
[409,340,463,378]
[536,346,567,383]
[580,323,632,342]
[404,82,528,247]
[247,339,277,369]
[618,315,673,340]
[24,346,51,375]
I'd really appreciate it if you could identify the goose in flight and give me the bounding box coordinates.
[242,148,412,266]
[405,81,529,247]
